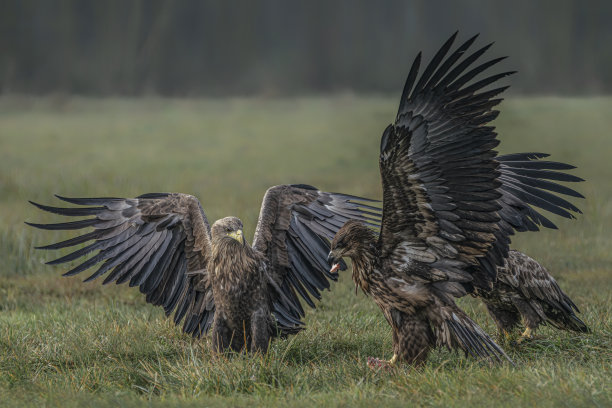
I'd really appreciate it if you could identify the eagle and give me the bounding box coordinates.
[327,32,584,367]
[480,250,588,341]
[28,184,380,353]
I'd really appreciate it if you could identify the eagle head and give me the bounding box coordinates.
[327,220,376,273]
[211,216,245,245]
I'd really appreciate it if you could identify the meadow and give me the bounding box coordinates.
[0,95,610,407]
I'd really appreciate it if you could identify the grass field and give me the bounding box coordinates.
[0,95,610,407]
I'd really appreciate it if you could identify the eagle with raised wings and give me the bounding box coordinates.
[28,184,380,353]
[327,33,585,367]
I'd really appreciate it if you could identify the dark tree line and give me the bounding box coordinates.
[1,0,611,96]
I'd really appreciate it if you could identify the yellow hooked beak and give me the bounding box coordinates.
[228,229,244,244]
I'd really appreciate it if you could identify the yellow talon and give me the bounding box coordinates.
[367,354,398,370]
[503,329,511,339]
[516,327,533,344]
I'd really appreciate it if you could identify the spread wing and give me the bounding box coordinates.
[379,32,514,292]
[475,153,583,285]
[252,184,381,332]
[497,152,583,232]
[27,193,217,337]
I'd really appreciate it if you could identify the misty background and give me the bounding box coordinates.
[1,0,611,97]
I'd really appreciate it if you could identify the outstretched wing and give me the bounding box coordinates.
[379,32,514,292]
[497,152,583,232]
[27,193,217,337]
[472,153,583,288]
[252,184,381,332]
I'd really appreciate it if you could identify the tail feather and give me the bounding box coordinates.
[438,310,514,365]
[567,314,590,333]
[544,302,589,333]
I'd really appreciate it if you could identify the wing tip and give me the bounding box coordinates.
[467,32,480,42]
[24,221,47,230]
[29,200,60,215]
[447,30,459,44]
[54,194,70,202]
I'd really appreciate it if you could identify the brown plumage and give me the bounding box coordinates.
[328,32,584,367]
[28,184,380,353]
[330,221,509,366]
[478,250,588,340]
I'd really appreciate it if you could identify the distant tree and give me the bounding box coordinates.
[1,0,611,95]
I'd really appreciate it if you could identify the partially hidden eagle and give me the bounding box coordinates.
[28,184,380,353]
[327,32,584,367]
[480,250,588,341]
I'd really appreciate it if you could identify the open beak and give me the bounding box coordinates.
[228,229,244,245]
[327,251,341,274]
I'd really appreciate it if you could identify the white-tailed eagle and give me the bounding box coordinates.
[28,184,380,353]
[480,250,588,341]
[327,32,584,367]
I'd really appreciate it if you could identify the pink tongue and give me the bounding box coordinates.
[330,263,341,273]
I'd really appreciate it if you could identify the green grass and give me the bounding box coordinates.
[0,95,610,407]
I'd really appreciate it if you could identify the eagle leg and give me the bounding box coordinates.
[366,311,432,370]
[484,303,522,338]
[512,298,544,334]
[250,307,272,354]
[211,317,232,353]
[212,316,245,353]
[516,327,534,344]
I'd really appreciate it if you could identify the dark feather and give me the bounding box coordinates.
[252,185,381,332]
[28,193,213,339]
[481,251,589,336]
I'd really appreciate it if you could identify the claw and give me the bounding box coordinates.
[516,327,533,344]
[367,355,397,371]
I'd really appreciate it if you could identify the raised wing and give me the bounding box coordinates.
[378,32,515,292]
[27,193,216,337]
[497,152,583,232]
[252,184,381,332]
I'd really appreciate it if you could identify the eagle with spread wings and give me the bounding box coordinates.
[327,33,584,367]
[28,184,380,353]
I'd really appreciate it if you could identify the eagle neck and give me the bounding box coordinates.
[350,242,378,294]
[212,238,260,281]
